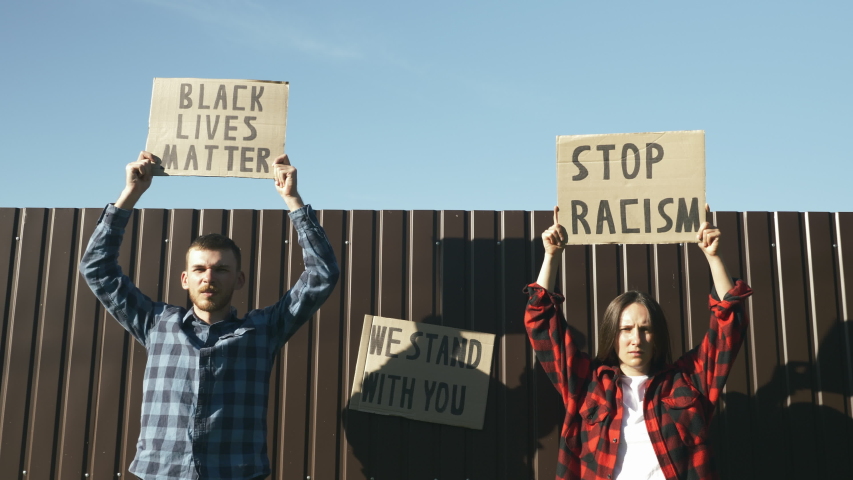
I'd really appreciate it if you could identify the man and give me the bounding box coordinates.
[80,151,339,479]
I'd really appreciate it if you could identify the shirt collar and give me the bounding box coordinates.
[181,306,239,326]
[605,363,666,380]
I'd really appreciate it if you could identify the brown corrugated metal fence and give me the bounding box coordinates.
[0,208,851,479]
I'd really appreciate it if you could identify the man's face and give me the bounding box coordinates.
[181,247,245,315]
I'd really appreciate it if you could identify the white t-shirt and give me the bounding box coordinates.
[613,375,666,480]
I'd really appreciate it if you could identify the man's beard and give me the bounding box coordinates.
[189,284,234,312]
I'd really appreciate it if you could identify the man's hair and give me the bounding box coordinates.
[185,233,242,271]
[595,291,672,371]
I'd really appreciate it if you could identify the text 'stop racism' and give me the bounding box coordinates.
[557,131,705,244]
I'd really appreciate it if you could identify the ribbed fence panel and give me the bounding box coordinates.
[0,208,850,480]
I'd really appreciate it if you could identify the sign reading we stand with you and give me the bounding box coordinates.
[349,316,495,430]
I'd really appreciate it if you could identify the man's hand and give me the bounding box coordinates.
[273,154,304,211]
[115,151,160,210]
[542,206,568,256]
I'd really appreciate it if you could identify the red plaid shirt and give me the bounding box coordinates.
[524,280,752,480]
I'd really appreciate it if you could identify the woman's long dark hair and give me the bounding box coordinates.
[595,291,672,372]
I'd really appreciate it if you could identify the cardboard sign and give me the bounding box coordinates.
[557,131,705,244]
[349,316,495,429]
[145,78,289,178]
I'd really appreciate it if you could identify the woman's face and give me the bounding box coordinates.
[616,303,654,376]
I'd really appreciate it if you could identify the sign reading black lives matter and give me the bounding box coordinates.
[557,130,705,244]
[145,78,288,178]
[349,316,496,429]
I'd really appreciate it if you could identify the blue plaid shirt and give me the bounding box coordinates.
[80,204,339,480]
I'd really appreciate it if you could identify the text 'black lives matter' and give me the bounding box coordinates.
[161,83,270,173]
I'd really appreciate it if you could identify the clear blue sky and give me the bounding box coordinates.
[1,0,850,212]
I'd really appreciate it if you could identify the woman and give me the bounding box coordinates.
[525,207,752,480]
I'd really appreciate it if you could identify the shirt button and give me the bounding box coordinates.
[612,438,618,443]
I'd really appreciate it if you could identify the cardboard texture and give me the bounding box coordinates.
[145,78,288,178]
[557,130,705,244]
[349,315,496,429]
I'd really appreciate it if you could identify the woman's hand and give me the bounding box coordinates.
[697,204,733,294]
[696,204,720,257]
[536,206,568,291]
[542,206,568,257]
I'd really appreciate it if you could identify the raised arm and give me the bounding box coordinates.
[696,205,733,295]
[526,207,591,410]
[79,152,167,345]
[677,206,752,404]
[265,155,340,349]
[536,206,567,291]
